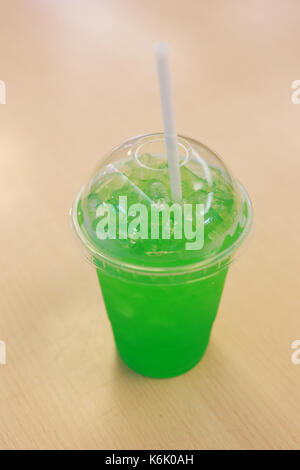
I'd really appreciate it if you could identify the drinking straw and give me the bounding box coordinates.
[155,42,182,202]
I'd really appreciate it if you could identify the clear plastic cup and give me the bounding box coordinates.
[71,133,253,378]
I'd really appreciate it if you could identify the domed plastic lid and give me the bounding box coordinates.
[71,133,253,274]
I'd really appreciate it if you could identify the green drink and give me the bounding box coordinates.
[71,134,253,378]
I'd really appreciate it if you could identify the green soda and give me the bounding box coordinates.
[71,134,253,378]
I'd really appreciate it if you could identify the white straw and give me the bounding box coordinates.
[155,42,182,202]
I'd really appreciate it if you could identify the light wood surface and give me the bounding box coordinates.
[0,0,300,450]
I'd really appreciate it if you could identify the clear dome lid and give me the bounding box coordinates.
[71,133,253,273]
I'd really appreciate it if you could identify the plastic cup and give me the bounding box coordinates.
[71,133,253,378]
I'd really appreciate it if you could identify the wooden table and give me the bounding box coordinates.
[0,0,299,450]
